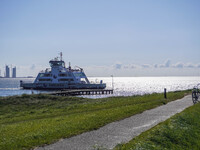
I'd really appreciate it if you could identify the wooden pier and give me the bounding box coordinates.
[50,89,114,96]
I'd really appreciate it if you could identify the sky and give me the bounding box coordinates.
[0,0,200,77]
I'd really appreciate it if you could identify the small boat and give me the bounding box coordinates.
[20,53,106,90]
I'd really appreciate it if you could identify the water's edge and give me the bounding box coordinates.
[0,77,199,98]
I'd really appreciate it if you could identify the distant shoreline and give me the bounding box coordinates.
[1,76,200,78]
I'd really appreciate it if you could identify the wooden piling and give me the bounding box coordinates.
[164,88,167,99]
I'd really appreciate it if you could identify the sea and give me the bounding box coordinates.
[0,77,199,98]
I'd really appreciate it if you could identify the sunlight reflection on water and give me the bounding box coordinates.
[85,77,200,98]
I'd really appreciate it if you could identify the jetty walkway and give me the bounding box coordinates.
[36,95,193,150]
[49,89,113,96]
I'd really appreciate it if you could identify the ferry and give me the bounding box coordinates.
[20,53,106,90]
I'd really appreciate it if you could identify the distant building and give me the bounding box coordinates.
[5,65,10,78]
[12,67,16,78]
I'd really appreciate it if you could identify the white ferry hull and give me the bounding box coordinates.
[20,82,106,90]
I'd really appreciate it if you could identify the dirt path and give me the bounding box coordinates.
[36,95,193,150]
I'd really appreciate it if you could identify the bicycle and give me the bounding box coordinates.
[192,84,200,104]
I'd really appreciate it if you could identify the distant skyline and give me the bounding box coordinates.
[0,65,16,77]
[1,0,200,77]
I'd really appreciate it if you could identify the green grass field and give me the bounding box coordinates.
[0,90,190,150]
[115,100,200,150]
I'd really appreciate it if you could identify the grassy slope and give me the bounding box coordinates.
[115,102,200,150]
[0,90,190,150]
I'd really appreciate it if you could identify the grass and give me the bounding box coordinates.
[115,99,200,150]
[0,90,191,150]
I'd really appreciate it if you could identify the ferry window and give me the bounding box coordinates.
[49,61,65,67]
[58,79,74,82]
[38,79,52,81]
[44,74,52,77]
[58,79,68,81]
[73,72,85,77]
[39,74,44,77]
[59,74,67,77]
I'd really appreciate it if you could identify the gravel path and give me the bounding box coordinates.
[36,95,193,150]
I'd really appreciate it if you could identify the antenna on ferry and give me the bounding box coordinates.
[69,62,71,70]
[60,52,63,61]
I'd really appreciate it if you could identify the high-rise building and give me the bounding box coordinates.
[5,65,10,78]
[12,67,16,78]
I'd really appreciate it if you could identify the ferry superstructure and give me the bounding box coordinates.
[20,53,106,90]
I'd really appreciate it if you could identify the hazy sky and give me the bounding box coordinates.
[0,0,200,77]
